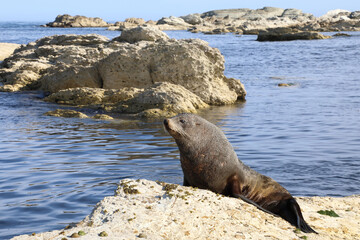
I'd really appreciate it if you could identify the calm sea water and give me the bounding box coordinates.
[0,22,360,239]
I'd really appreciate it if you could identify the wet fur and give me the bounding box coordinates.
[164,113,316,233]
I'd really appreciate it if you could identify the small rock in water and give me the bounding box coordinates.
[44,109,89,118]
[93,114,114,120]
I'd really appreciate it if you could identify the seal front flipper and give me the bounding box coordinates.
[183,177,190,187]
[277,198,317,233]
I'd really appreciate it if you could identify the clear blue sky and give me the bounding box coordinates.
[1,0,359,22]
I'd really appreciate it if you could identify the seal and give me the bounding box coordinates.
[164,113,316,233]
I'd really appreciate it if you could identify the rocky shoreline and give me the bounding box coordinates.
[44,7,360,35]
[12,179,360,240]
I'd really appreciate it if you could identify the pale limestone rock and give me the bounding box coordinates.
[11,179,360,240]
[44,87,142,106]
[44,109,88,118]
[99,38,245,105]
[157,16,190,26]
[45,14,110,27]
[0,34,113,92]
[117,82,208,117]
[124,18,146,25]
[113,25,170,43]
[0,30,246,116]
[0,43,21,61]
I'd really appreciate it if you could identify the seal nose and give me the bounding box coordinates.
[163,119,169,126]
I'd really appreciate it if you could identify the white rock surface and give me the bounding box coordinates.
[0,43,21,61]
[12,179,360,240]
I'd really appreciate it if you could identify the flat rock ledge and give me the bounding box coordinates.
[257,30,332,41]
[12,179,360,240]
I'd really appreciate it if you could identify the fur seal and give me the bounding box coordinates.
[164,113,316,233]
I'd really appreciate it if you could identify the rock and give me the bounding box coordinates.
[180,14,203,25]
[190,7,359,34]
[11,179,360,240]
[98,38,245,105]
[320,9,351,20]
[44,87,142,106]
[113,25,170,43]
[156,16,191,30]
[350,11,360,19]
[257,30,332,41]
[44,109,89,118]
[0,34,112,92]
[124,18,146,25]
[1,30,246,117]
[0,43,21,61]
[157,16,189,26]
[278,83,298,87]
[117,82,209,117]
[93,114,114,120]
[45,14,110,27]
[40,66,102,93]
[333,33,351,37]
[201,8,253,19]
[110,18,152,31]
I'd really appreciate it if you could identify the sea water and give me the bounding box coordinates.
[0,22,359,239]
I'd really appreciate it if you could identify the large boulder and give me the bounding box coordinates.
[44,14,110,27]
[98,38,245,105]
[0,27,246,118]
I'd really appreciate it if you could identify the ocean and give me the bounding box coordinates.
[0,22,359,239]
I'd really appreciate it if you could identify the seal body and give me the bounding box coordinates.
[164,113,316,233]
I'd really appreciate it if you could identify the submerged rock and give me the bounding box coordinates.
[44,109,89,118]
[257,30,331,41]
[11,179,360,240]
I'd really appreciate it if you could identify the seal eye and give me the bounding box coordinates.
[179,119,186,124]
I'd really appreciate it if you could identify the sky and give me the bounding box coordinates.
[0,0,359,22]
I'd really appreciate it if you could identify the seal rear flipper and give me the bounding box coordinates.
[232,193,276,216]
[278,198,317,234]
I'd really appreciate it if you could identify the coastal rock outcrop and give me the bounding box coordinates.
[44,14,110,27]
[0,27,246,118]
[11,179,360,240]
